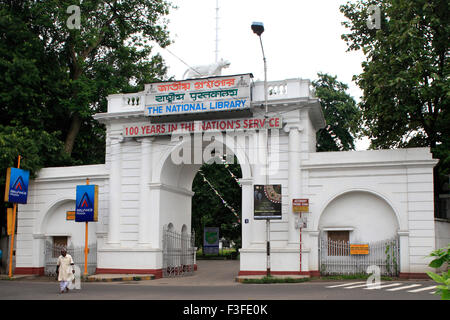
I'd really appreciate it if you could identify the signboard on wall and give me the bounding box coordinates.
[350,244,369,255]
[254,185,282,220]
[293,199,309,213]
[144,74,252,117]
[66,211,75,221]
[75,185,98,222]
[123,117,282,137]
[203,227,219,254]
[4,167,30,204]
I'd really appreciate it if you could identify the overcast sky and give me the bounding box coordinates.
[156,0,370,149]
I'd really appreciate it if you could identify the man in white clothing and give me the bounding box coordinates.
[56,249,75,294]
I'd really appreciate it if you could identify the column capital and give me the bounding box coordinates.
[283,120,303,133]
[308,231,320,237]
[136,136,155,144]
[109,135,124,144]
[238,178,253,186]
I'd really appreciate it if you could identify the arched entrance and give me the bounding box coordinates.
[318,191,400,276]
[157,134,250,277]
[40,199,97,275]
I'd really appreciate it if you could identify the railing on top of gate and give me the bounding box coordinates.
[319,237,400,276]
[44,241,97,276]
[162,226,196,278]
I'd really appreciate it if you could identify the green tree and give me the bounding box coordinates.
[0,0,173,159]
[340,0,449,214]
[313,73,361,152]
[0,0,173,236]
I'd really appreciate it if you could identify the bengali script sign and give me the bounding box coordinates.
[123,117,282,137]
[152,77,238,93]
[144,74,251,117]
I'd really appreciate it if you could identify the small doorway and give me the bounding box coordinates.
[52,236,68,257]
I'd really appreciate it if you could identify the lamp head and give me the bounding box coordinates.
[251,22,264,36]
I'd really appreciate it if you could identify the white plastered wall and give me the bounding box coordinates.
[15,165,107,270]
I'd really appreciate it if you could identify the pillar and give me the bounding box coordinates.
[398,231,410,274]
[138,137,154,245]
[240,178,254,249]
[107,136,123,245]
[252,130,267,246]
[284,121,303,246]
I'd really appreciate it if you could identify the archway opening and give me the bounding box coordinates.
[192,159,242,260]
[318,191,399,242]
[159,135,247,279]
[318,191,401,276]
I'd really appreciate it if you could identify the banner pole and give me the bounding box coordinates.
[8,155,21,278]
[84,178,89,276]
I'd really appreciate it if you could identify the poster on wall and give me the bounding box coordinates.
[203,227,219,254]
[75,185,99,222]
[254,185,282,220]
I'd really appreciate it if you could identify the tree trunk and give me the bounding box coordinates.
[64,113,82,155]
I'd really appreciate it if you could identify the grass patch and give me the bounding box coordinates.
[196,248,239,260]
[242,276,311,284]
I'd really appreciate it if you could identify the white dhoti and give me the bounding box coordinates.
[60,280,71,291]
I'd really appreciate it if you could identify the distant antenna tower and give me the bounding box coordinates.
[215,0,219,62]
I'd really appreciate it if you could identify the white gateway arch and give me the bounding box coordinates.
[14,74,439,279]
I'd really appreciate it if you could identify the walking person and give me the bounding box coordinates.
[56,249,75,294]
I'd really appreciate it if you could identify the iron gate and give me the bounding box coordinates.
[162,226,196,277]
[319,236,400,276]
[44,241,97,276]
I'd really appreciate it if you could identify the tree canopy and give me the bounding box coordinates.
[0,0,173,236]
[0,0,172,170]
[340,0,449,215]
[313,73,361,152]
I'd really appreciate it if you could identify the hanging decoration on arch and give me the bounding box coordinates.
[223,162,241,187]
[198,170,240,223]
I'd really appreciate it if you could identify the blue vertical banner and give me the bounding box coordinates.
[75,185,98,222]
[4,167,30,204]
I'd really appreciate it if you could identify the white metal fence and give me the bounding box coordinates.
[44,241,97,276]
[162,226,196,277]
[319,237,400,276]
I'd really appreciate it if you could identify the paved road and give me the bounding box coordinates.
[0,261,441,301]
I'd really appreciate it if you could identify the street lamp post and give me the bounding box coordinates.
[251,22,268,115]
[251,22,270,277]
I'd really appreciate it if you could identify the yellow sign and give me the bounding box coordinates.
[350,244,369,255]
[7,208,13,235]
[293,199,309,213]
[66,211,75,221]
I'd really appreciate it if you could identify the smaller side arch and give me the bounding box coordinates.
[313,188,404,237]
[36,197,75,235]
